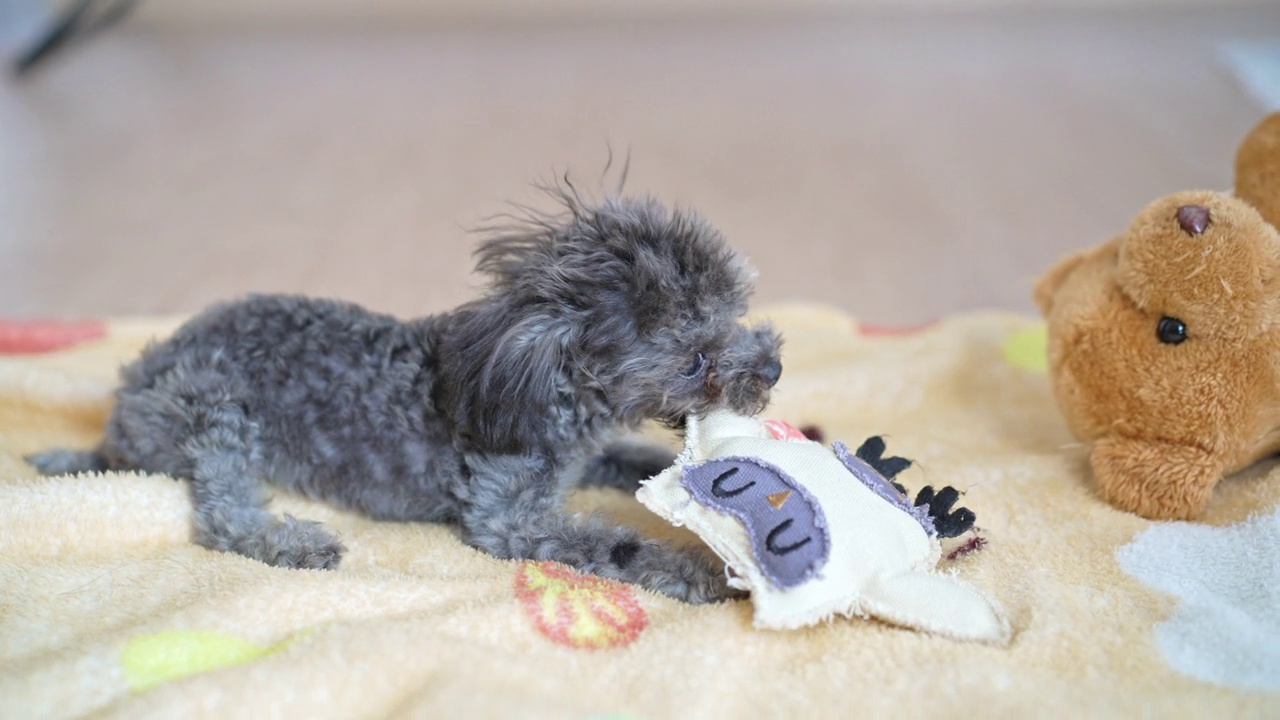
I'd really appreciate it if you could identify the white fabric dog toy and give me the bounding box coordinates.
[637,409,1011,644]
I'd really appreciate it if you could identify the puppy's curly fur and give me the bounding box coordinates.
[28,190,783,603]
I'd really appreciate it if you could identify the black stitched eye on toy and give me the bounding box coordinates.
[710,466,754,498]
[681,352,707,378]
[1157,316,1187,345]
[765,518,813,556]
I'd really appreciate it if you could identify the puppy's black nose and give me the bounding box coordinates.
[759,359,782,387]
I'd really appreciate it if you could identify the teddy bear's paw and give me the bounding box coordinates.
[1089,436,1223,521]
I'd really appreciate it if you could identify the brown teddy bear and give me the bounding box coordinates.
[1035,112,1280,520]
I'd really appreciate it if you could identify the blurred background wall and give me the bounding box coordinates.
[2,0,1278,324]
[133,0,1280,24]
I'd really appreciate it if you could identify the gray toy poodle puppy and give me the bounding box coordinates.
[27,189,783,603]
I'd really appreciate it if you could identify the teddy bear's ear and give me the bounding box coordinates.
[1235,112,1280,231]
[1033,242,1112,315]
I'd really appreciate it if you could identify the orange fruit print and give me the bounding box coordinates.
[514,561,648,650]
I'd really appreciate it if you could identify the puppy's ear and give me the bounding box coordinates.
[444,301,575,454]
[473,228,551,293]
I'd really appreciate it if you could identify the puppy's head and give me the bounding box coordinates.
[445,191,782,452]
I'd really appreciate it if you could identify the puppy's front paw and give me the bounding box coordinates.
[615,541,740,604]
[581,443,677,491]
[236,516,346,570]
[679,566,746,605]
[25,448,107,476]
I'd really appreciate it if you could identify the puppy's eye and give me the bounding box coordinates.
[1157,316,1187,345]
[681,352,707,379]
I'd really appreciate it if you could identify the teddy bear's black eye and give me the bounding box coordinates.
[1157,316,1187,345]
[681,352,707,378]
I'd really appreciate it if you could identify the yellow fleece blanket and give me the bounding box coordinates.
[1,305,1277,718]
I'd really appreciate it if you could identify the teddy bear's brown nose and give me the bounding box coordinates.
[1176,204,1211,235]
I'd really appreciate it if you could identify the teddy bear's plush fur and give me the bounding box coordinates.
[1035,112,1280,520]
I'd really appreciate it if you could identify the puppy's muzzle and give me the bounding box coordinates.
[758,358,782,387]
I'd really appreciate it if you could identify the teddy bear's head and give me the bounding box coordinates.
[1035,113,1280,520]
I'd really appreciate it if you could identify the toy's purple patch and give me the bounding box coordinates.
[832,442,936,536]
[681,457,829,589]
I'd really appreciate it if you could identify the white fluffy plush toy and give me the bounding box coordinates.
[637,409,1011,644]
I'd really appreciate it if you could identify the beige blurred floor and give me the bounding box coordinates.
[1,8,1277,325]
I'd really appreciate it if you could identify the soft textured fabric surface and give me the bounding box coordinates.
[1,305,1278,718]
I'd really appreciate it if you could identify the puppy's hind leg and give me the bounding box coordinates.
[111,366,345,570]
[185,425,346,571]
[460,454,732,604]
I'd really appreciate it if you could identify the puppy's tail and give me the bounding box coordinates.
[25,448,109,476]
